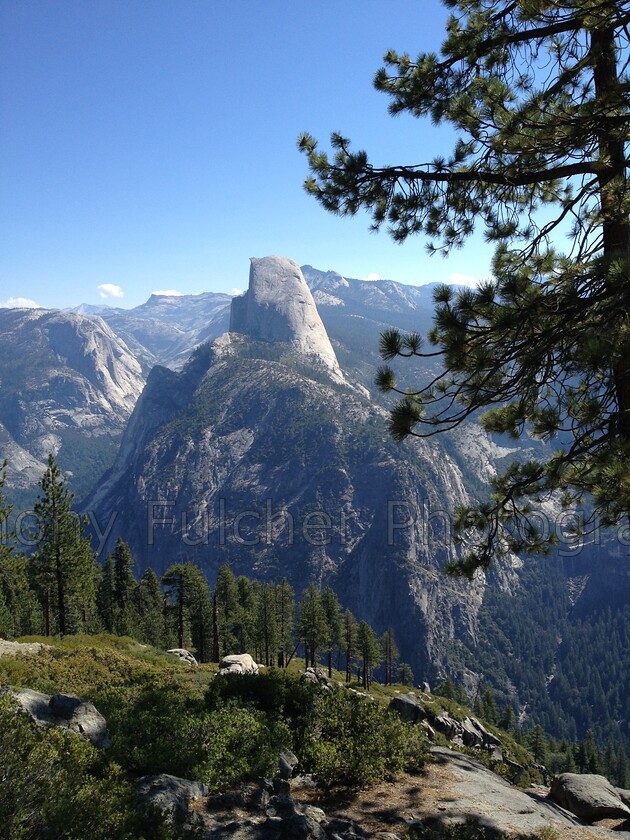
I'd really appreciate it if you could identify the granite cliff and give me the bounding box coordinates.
[0,308,145,501]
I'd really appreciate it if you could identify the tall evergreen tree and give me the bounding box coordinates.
[342,609,357,684]
[396,662,414,687]
[30,455,97,634]
[235,575,256,653]
[380,627,399,686]
[96,554,116,634]
[162,563,212,660]
[301,1,630,571]
[298,584,328,667]
[357,620,382,690]
[528,725,547,765]
[321,585,342,678]
[162,564,189,649]
[0,462,38,638]
[275,577,295,668]
[112,538,138,636]
[134,567,166,647]
[214,563,239,657]
[254,581,278,666]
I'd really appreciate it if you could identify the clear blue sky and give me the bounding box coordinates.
[1,1,493,310]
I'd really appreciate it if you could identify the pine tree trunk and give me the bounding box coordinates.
[55,550,66,635]
[212,594,220,662]
[592,26,630,442]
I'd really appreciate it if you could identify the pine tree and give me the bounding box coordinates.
[300,1,630,571]
[134,567,166,647]
[436,677,456,701]
[380,627,399,686]
[97,554,116,633]
[30,455,97,634]
[357,620,382,689]
[254,581,278,666]
[162,564,189,649]
[396,662,414,687]
[342,609,357,683]
[298,584,328,667]
[616,745,628,787]
[162,563,212,660]
[528,725,547,765]
[482,686,499,726]
[214,563,239,657]
[112,538,138,637]
[0,464,38,639]
[275,577,295,668]
[499,703,515,733]
[184,565,212,663]
[235,575,256,653]
[321,585,342,678]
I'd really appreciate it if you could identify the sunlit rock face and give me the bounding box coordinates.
[230,256,345,382]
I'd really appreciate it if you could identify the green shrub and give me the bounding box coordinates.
[191,704,292,789]
[302,686,428,787]
[205,668,315,720]
[105,683,289,790]
[0,694,170,839]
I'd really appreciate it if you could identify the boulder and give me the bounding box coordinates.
[136,773,208,818]
[279,747,299,780]
[300,667,330,687]
[388,692,427,725]
[549,772,630,822]
[618,788,630,808]
[9,687,109,748]
[166,648,198,666]
[219,653,259,675]
[460,716,502,749]
[0,638,50,657]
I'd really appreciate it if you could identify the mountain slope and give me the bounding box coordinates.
[84,259,497,678]
[0,308,145,501]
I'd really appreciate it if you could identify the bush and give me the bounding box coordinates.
[0,694,170,839]
[301,686,428,787]
[105,683,290,790]
[205,668,315,719]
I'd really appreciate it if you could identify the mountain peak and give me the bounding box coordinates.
[229,256,344,380]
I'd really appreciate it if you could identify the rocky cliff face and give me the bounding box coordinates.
[0,308,145,500]
[230,257,345,383]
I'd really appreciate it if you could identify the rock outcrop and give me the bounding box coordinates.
[136,774,208,820]
[549,773,630,822]
[166,648,198,666]
[8,687,110,748]
[230,256,345,383]
[389,693,502,754]
[132,751,620,840]
[219,653,259,675]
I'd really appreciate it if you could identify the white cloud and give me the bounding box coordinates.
[0,296,41,308]
[230,288,244,297]
[447,272,478,288]
[364,272,382,282]
[98,283,124,299]
[152,289,184,297]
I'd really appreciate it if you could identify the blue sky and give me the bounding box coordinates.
[1,1,493,310]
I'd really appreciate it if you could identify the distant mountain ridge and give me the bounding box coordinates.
[0,308,145,503]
